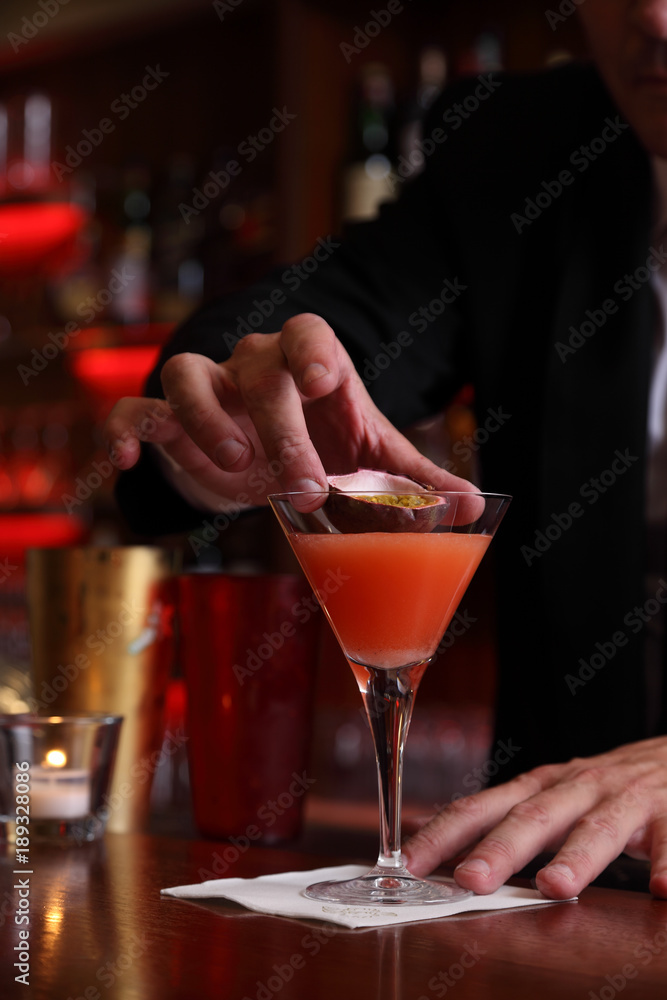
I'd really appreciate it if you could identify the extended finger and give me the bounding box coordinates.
[232,334,329,502]
[160,352,255,471]
[453,771,618,895]
[104,393,245,498]
[535,786,653,899]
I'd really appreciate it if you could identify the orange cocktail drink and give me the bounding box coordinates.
[291,532,490,670]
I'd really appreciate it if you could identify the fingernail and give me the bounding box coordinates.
[455,858,491,878]
[302,363,329,386]
[542,863,575,883]
[292,478,325,493]
[215,439,247,468]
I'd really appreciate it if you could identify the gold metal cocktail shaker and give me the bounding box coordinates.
[27,546,175,834]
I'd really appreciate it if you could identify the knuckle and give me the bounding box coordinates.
[606,789,640,823]
[508,798,552,829]
[574,765,608,787]
[282,312,329,336]
[243,370,288,399]
[160,351,197,387]
[557,845,595,873]
[448,793,487,824]
[232,333,266,358]
[277,438,311,468]
[574,812,620,843]
[183,404,219,433]
[478,834,517,864]
[514,767,551,796]
[621,777,648,805]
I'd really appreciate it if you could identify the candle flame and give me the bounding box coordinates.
[45,749,67,768]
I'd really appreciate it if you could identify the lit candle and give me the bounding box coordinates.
[28,750,91,820]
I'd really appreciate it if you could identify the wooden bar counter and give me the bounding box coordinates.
[2,830,667,1000]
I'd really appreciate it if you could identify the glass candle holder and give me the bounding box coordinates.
[0,713,122,845]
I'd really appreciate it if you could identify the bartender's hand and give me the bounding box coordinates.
[103,313,477,509]
[403,736,667,899]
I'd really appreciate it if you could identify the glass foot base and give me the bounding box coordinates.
[304,868,471,906]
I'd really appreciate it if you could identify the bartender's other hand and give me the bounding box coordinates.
[103,313,477,509]
[402,736,667,899]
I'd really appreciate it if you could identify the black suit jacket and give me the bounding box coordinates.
[118,61,660,774]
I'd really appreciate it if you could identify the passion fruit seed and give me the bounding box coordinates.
[352,493,438,508]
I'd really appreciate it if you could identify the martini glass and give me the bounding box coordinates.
[269,488,511,906]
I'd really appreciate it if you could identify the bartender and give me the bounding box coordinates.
[105,0,667,900]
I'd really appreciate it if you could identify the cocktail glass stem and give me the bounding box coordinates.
[360,661,428,877]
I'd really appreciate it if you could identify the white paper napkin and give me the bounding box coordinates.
[161,865,577,928]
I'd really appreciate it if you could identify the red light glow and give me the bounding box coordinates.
[0,512,88,556]
[66,345,162,404]
[0,202,87,275]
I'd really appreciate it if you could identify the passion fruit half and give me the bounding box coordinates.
[325,469,447,533]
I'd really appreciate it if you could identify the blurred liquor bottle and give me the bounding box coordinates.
[341,62,397,223]
[48,169,103,329]
[108,163,153,332]
[397,45,448,184]
[152,153,204,325]
[0,92,51,199]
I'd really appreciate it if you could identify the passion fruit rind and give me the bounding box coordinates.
[325,469,446,533]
